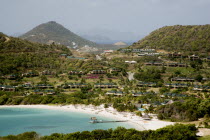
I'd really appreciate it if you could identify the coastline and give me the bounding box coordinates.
[0,104,174,131]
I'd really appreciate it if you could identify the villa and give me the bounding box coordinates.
[189,55,200,61]
[94,83,118,88]
[62,83,88,88]
[0,85,16,92]
[91,70,106,74]
[106,90,125,96]
[164,83,189,88]
[171,77,195,82]
[69,71,84,75]
[137,82,157,87]
[36,84,54,89]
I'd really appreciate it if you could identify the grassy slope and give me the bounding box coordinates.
[130,25,210,56]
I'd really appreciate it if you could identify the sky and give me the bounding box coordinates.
[0,0,210,42]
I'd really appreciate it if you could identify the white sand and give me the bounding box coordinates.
[0,104,174,131]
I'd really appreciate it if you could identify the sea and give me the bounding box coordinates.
[0,107,134,136]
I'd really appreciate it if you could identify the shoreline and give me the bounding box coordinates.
[0,104,174,131]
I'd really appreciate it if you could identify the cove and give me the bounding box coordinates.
[0,107,133,136]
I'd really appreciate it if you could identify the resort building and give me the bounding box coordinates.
[138,52,159,56]
[22,72,39,77]
[106,90,125,96]
[206,56,210,61]
[193,85,210,91]
[60,54,68,58]
[137,82,157,87]
[109,68,121,73]
[62,83,88,89]
[171,77,195,82]
[168,52,183,58]
[164,83,189,88]
[125,61,137,64]
[132,92,155,97]
[144,62,163,66]
[163,92,188,98]
[33,89,56,95]
[94,83,118,88]
[41,70,56,75]
[104,50,114,54]
[69,71,84,75]
[91,70,106,74]
[36,84,54,89]
[5,74,18,80]
[189,55,200,61]
[0,85,16,92]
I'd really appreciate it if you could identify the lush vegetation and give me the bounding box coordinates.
[157,98,210,122]
[0,124,198,140]
[20,21,97,47]
[0,33,71,75]
[130,25,210,56]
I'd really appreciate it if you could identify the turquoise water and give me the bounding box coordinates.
[0,107,133,136]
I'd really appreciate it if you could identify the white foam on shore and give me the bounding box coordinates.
[0,104,174,131]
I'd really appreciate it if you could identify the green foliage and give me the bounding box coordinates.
[134,68,162,82]
[130,25,210,56]
[0,33,71,75]
[157,98,210,122]
[0,124,198,140]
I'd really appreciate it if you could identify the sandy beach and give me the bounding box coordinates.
[0,104,174,131]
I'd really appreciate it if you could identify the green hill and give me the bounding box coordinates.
[130,25,210,55]
[0,32,71,75]
[20,21,97,48]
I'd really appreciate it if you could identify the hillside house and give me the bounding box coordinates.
[109,68,121,73]
[5,74,18,80]
[132,92,154,97]
[36,84,54,89]
[106,90,125,96]
[69,71,84,75]
[171,77,195,82]
[41,70,56,75]
[104,50,114,54]
[0,85,15,92]
[67,56,87,60]
[63,83,88,88]
[20,82,33,89]
[22,72,39,77]
[163,92,188,98]
[91,70,106,74]
[138,52,160,56]
[168,52,183,58]
[177,63,188,67]
[137,82,157,87]
[167,63,178,67]
[189,55,200,61]
[125,61,137,64]
[193,85,210,91]
[164,83,189,88]
[60,54,68,58]
[144,62,163,66]
[94,83,118,88]
[206,56,210,61]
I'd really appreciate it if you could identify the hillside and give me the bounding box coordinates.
[20,21,97,48]
[0,32,71,75]
[129,25,210,55]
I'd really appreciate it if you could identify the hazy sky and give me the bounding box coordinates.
[0,0,210,41]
